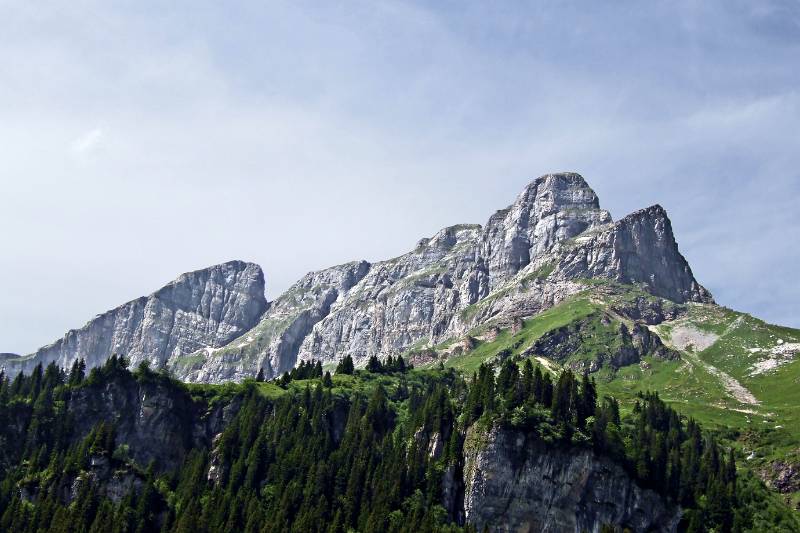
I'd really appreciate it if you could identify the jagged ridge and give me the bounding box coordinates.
[183,173,711,382]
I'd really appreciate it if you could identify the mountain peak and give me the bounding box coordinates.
[482,172,612,288]
[518,172,603,215]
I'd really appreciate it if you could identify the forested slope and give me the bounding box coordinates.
[1,356,797,532]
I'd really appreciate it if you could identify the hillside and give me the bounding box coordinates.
[1,356,798,532]
[409,279,800,511]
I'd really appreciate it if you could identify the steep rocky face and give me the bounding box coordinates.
[1,261,266,377]
[296,224,486,368]
[462,424,681,532]
[551,205,712,304]
[14,370,242,509]
[67,372,233,471]
[172,260,371,382]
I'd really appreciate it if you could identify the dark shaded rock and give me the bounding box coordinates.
[462,424,680,532]
[760,460,800,494]
[609,294,686,325]
[68,372,231,472]
[525,312,678,373]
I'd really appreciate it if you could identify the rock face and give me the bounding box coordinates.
[171,260,371,382]
[760,460,800,494]
[15,370,242,508]
[1,261,266,377]
[552,205,712,304]
[67,371,237,472]
[481,173,613,289]
[462,424,681,532]
[5,173,712,383]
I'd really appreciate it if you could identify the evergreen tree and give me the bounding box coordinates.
[68,358,86,386]
[335,355,355,375]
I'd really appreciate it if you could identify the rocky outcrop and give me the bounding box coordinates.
[19,454,146,506]
[173,260,371,382]
[526,312,679,373]
[481,173,612,289]
[462,424,681,532]
[70,456,144,504]
[2,261,266,378]
[296,224,486,369]
[67,371,232,471]
[551,205,712,304]
[760,460,800,494]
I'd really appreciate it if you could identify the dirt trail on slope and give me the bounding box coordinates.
[683,351,760,405]
[661,317,760,406]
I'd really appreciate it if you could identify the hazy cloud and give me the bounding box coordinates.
[70,127,104,157]
[0,0,798,354]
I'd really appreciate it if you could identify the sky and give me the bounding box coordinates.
[1,0,799,354]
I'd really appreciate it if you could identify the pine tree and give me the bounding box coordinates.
[366,356,383,373]
[68,358,86,386]
[335,355,355,375]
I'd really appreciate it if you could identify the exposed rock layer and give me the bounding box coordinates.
[462,424,681,532]
[527,312,679,373]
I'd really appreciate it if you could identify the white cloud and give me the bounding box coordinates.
[70,127,104,157]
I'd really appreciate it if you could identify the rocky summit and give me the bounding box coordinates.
[1,173,710,383]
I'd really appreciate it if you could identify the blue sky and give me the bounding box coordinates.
[1,0,798,353]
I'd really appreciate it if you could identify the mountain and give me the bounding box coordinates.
[1,260,266,377]
[167,173,712,383]
[2,171,800,531]
[5,173,710,383]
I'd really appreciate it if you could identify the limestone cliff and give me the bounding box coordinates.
[462,424,681,532]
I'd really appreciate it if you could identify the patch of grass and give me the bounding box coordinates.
[597,357,753,431]
[523,262,555,281]
[169,354,206,370]
[255,382,289,400]
[446,296,600,373]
